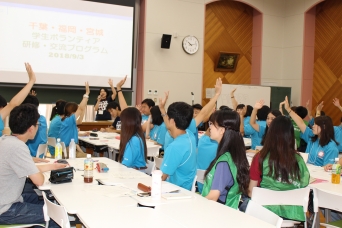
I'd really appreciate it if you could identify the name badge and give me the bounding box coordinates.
[99,110,103,115]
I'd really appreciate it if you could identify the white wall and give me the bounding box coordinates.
[143,0,322,106]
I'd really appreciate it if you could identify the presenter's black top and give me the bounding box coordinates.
[95,97,113,121]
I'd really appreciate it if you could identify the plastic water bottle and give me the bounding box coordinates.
[151,170,162,200]
[55,138,62,160]
[84,154,93,183]
[116,121,121,130]
[69,139,76,159]
[331,158,341,184]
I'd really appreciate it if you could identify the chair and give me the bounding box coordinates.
[0,224,44,227]
[47,137,56,147]
[313,188,342,228]
[60,142,68,159]
[245,200,283,228]
[154,156,163,170]
[145,159,155,175]
[299,152,309,163]
[251,187,311,228]
[190,169,206,192]
[42,191,71,228]
[36,144,48,158]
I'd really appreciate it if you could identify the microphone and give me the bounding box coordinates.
[191,92,194,105]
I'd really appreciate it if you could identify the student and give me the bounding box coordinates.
[284,96,338,166]
[100,101,121,132]
[192,103,206,131]
[0,63,36,137]
[201,110,249,209]
[22,95,47,158]
[160,102,197,190]
[293,106,309,151]
[94,79,116,120]
[332,98,342,152]
[47,100,67,156]
[0,104,66,227]
[145,106,168,149]
[249,115,310,221]
[60,82,90,158]
[138,99,155,124]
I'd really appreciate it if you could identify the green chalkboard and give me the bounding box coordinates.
[270,86,291,111]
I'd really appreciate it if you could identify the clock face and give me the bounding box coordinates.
[182,36,199,55]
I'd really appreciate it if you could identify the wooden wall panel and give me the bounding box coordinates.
[314,0,342,125]
[202,1,253,106]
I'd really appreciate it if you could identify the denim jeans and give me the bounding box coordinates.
[0,182,59,228]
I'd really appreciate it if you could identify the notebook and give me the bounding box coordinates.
[162,192,192,200]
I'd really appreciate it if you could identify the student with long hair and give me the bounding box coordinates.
[94,79,116,120]
[249,100,282,148]
[284,96,338,166]
[202,110,250,209]
[115,76,148,169]
[249,115,310,221]
[48,100,67,156]
[59,82,90,158]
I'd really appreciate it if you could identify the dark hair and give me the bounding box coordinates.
[0,95,7,108]
[22,95,39,107]
[141,99,155,108]
[150,106,163,126]
[261,110,282,145]
[258,116,301,184]
[50,100,67,120]
[291,106,297,111]
[311,116,338,146]
[118,107,147,163]
[236,104,245,110]
[295,106,308,119]
[62,102,78,121]
[192,103,203,110]
[98,88,109,98]
[106,101,121,111]
[205,110,249,195]
[167,102,193,130]
[9,104,39,134]
[245,105,253,117]
[219,105,232,111]
[256,105,270,121]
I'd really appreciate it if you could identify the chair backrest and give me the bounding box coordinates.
[196,169,206,184]
[299,152,309,163]
[245,200,283,228]
[47,137,57,147]
[36,144,47,158]
[154,156,163,170]
[191,175,198,192]
[145,159,155,175]
[42,191,70,228]
[60,142,68,159]
[313,188,342,213]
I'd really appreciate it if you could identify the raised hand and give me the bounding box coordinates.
[316,101,324,111]
[117,75,127,90]
[159,91,169,110]
[108,79,114,87]
[284,96,291,111]
[333,98,340,107]
[25,62,36,83]
[136,104,142,112]
[30,90,37,96]
[230,88,237,97]
[215,78,222,96]
[85,82,90,95]
[254,100,264,110]
[306,100,310,108]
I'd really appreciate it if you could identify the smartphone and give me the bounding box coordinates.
[137,192,151,197]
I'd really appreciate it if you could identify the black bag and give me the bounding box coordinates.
[49,167,74,184]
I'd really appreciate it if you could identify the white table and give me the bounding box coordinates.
[41,158,275,228]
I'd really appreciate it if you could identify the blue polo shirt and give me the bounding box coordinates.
[333,126,342,152]
[141,115,149,124]
[301,127,338,166]
[197,135,218,193]
[122,135,146,168]
[26,115,47,157]
[244,120,266,149]
[149,122,167,148]
[243,116,251,138]
[161,130,197,190]
[48,115,62,156]
[0,117,4,137]
[60,114,78,147]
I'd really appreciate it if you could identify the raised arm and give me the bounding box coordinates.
[306,100,313,121]
[284,96,306,133]
[145,115,152,139]
[279,101,285,115]
[333,98,342,112]
[315,101,324,117]
[94,94,101,111]
[159,91,170,129]
[0,63,36,121]
[116,76,128,111]
[230,88,238,110]
[237,106,246,135]
[195,78,222,127]
[75,82,90,123]
[108,79,117,101]
[249,100,264,132]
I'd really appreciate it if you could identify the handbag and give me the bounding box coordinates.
[49,167,74,184]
